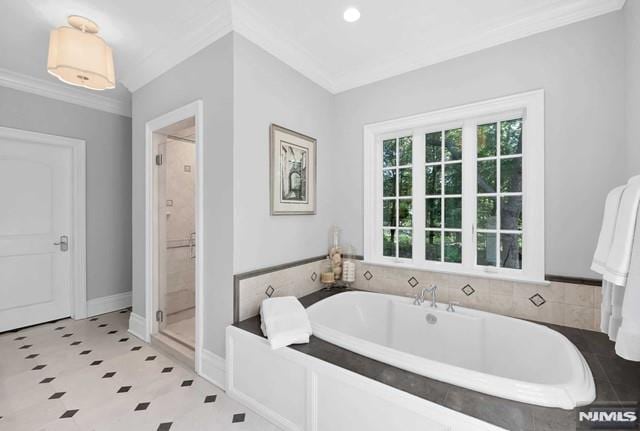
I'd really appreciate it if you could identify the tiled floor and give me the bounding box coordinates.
[0,309,280,431]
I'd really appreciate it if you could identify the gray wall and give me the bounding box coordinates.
[626,0,640,178]
[332,12,627,279]
[233,34,335,273]
[0,86,132,300]
[131,34,234,356]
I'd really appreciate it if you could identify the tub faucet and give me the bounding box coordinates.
[414,285,438,308]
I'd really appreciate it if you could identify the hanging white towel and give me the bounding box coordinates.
[260,296,312,349]
[591,185,625,274]
[603,176,640,286]
[614,210,640,361]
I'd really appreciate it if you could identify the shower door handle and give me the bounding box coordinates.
[54,235,69,252]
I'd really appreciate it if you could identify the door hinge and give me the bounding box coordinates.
[155,310,164,322]
[155,154,163,166]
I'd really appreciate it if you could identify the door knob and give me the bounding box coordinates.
[54,235,69,252]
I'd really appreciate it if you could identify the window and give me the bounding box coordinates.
[364,91,544,282]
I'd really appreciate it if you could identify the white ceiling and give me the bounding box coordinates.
[0,0,626,113]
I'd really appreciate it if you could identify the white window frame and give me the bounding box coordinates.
[363,90,545,283]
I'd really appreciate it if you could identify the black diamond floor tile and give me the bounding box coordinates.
[118,338,129,342]
[70,341,82,346]
[90,360,103,366]
[161,367,173,373]
[145,356,156,361]
[117,386,131,393]
[54,327,65,331]
[135,402,150,411]
[98,324,107,328]
[32,364,46,370]
[60,409,78,418]
[79,350,91,355]
[232,413,245,423]
[40,377,55,384]
[103,372,116,378]
[19,345,32,349]
[157,422,172,431]
[14,336,26,341]
[131,346,142,351]
[62,333,73,338]
[49,392,65,400]
[108,330,117,334]
[25,354,39,359]
[89,318,98,321]
[204,395,217,403]
[181,380,193,387]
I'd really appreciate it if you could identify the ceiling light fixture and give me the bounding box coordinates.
[47,15,115,91]
[343,7,361,23]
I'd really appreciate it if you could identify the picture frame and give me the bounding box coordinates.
[270,124,317,215]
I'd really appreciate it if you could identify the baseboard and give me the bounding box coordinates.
[128,312,149,342]
[200,348,226,389]
[87,291,132,317]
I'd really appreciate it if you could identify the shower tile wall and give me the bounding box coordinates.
[165,138,195,315]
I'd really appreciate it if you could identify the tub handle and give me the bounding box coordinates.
[447,301,460,312]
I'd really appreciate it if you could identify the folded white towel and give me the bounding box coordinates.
[260,296,312,349]
[591,185,625,274]
[614,210,640,361]
[603,176,640,285]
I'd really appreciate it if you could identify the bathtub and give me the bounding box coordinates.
[306,291,595,409]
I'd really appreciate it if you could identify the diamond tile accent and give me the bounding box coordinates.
[79,350,91,355]
[103,372,116,378]
[119,309,128,314]
[135,402,150,411]
[98,324,107,328]
[25,354,39,359]
[265,285,275,298]
[462,284,475,296]
[39,377,55,384]
[90,360,103,366]
[311,272,318,282]
[363,270,373,280]
[60,409,78,418]
[131,346,142,351]
[529,293,546,307]
[407,277,419,288]
[161,367,173,373]
[32,364,46,370]
[181,380,193,387]
[108,330,117,334]
[49,392,65,400]
[232,413,246,423]
[14,336,26,341]
[204,395,217,403]
[62,333,73,338]
[145,356,156,361]
[117,386,131,393]
[89,318,98,321]
[19,345,32,349]
[118,338,129,342]
[157,422,173,431]
[70,341,82,346]
[54,327,65,331]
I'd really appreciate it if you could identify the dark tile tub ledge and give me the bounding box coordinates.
[234,289,640,431]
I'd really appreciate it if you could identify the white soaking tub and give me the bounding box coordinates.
[306,291,595,409]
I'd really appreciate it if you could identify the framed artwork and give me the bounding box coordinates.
[270,124,317,215]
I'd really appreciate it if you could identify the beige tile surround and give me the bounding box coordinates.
[236,258,602,332]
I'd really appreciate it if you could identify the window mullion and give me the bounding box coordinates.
[461,121,475,271]
[496,122,502,267]
[413,132,425,263]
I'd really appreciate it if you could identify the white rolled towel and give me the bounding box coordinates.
[603,176,640,286]
[260,296,312,349]
[591,185,625,275]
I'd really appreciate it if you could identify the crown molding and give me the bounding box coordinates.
[231,0,337,93]
[0,67,131,117]
[330,0,627,93]
[116,0,625,95]
[119,0,233,92]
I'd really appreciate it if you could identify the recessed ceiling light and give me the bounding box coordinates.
[343,7,361,23]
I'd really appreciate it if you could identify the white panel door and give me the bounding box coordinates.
[0,133,73,331]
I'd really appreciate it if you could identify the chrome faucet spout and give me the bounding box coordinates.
[416,284,438,307]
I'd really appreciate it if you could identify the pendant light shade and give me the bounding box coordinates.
[47,16,115,91]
